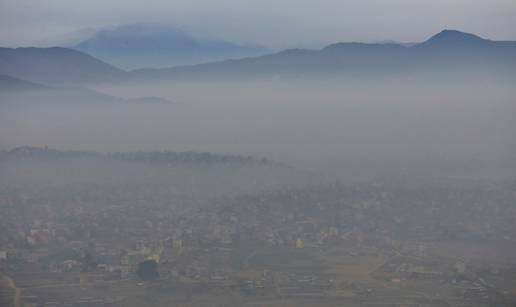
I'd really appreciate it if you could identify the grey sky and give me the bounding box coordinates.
[1,0,516,48]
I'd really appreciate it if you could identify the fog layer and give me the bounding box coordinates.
[2,78,515,180]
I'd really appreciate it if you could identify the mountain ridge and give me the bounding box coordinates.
[2,30,515,85]
[73,24,270,70]
[0,46,125,86]
[0,74,54,91]
[0,74,172,107]
[129,29,516,81]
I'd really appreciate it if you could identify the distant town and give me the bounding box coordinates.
[1,148,515,307]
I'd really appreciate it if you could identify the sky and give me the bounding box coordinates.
[1,0,516,48]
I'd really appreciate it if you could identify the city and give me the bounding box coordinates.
[1,148,515,306]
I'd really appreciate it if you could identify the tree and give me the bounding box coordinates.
[136,259,159,281]
[81,253,97,272]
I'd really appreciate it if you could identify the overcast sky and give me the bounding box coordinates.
[1,0,516,48]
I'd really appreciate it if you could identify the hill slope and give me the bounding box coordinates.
[0,147,315,204]
[0,74,53,92]
[0,47,126,86]
[0,75,170,108]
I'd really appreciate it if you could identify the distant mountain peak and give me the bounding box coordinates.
[86,24,193,44]
[422,29,488,46]
[73,23,269,69]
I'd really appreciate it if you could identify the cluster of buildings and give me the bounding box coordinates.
[1,180,515,306]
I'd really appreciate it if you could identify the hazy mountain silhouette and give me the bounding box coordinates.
[73,24,269,70]
[0,47,125,86]
[422,30,487,47]
[35,27,99,48]
[131,30,516,81]
[0,74,171,109]
[0,74,53,92]
[2,30,515,86]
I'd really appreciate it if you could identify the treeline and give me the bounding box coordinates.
[0,146,273,166]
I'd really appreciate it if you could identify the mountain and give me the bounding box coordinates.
[0,47,126,86]
[34,27,99,48]
[130,30,516,81]
[0,74,171,109]
[0,74,53,92]
[3,30,514,86]
[421,29,488,48]
[73,24,269,70]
